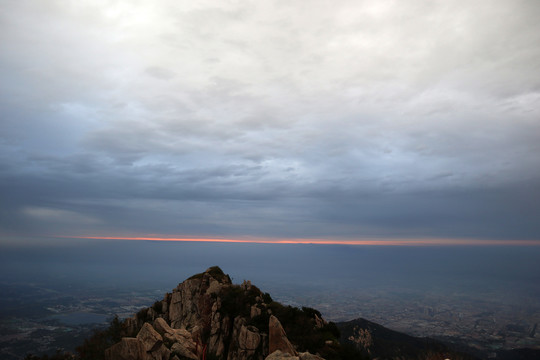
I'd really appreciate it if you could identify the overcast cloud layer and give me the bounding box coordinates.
[1,0,540,243]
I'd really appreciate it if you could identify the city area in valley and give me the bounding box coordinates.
[273,285,540,353]
[1,280,538,360]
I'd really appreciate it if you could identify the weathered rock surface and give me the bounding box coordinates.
[170,342,197,360]
[268,315,297,356]
[250,305,262,318]
[227,317,263,360]
[153,317,197,356]
[105,337,146,360]
[137,323,163,353]
[148,344,171,360]
[104,267,325,360]
[298,352,325,360]
[168,269,231,331]
[265,350,299,360]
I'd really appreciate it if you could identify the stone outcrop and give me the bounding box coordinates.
[265,350,298,360]
[104,267,326,360]
[152,318,197,359]
[298,352,325,360]
[227,317,262,360]
[104,323,171,360]
[105,338,146,360]
[268,315,297,356]
[264,350,323,360]
[137,323,164,353]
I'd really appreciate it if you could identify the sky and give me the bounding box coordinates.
[1,0,540,245]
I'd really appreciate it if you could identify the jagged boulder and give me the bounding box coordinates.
[269,315,297,356]
[227,317,263,360]
[238,324,261,351]
[137,323,163,352]
[168,266,232,330]
[170,342,198,360]
[298,352,325,360]
[153,317,197,356]
[104,337,146,360]
[147,345,171,360]
[153,317,172,335]
[265,350,299,360]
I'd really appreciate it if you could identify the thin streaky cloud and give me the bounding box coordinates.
[63,236,540,247]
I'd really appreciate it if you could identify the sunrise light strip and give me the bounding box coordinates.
[62,236,540,246]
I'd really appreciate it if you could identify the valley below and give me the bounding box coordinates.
[1,279,539,360]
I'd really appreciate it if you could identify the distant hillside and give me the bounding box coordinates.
[337,317,476,360]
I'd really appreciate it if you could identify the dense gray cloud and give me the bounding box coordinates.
[1,0,540,243]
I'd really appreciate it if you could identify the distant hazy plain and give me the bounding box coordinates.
[1,240,539,308]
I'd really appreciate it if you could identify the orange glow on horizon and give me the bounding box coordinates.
[60,235,540,246]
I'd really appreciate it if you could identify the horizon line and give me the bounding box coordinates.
[61,235,540,246]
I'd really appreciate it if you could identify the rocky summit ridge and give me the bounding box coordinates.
[67,266,486,360]
[104,266,334,360]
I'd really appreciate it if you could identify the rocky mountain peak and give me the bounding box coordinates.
[105,267,334,360]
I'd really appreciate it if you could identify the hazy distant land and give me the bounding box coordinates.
[1,240,539,359]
